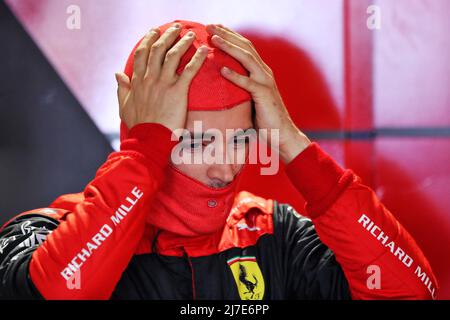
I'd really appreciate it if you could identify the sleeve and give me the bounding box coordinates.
[284,142,438,300]
[0,213,59,299]
[273,203,351,299]
[0,123,177,300]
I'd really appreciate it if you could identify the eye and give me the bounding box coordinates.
[233,136,249,148]
[187,141,203,151]
[182,139,211,152]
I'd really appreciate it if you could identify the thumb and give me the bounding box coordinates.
[115,72,130,106]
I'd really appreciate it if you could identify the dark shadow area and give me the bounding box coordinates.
[0,2,112,223]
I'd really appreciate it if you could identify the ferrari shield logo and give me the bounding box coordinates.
[227,256,265,300]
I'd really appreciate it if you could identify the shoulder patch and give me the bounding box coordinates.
[219,191,274,252]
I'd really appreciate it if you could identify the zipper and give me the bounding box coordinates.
[182,248,197,300]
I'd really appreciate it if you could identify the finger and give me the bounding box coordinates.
[214,24,234,33]
[215,24,244,39]
[160,30,196,81]
[146,23,182,79]
[133,28,160,80]
[177,46,209,86]
[220,66,260,92]
[207,24,272,75]
[207,24,251,50]
[115,72,131,107]
[211,35,265,78]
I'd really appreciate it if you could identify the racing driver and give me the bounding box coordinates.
[0,20,438,300]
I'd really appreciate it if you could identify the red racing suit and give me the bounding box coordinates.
[0,123,438,299]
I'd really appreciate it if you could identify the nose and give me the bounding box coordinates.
[206,163,238,188]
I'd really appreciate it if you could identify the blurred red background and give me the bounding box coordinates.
[3,0,449,299]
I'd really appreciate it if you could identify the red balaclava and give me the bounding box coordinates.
[122,20,252,237]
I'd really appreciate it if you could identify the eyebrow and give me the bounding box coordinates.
[187,131,215,140]
[232,127,254,138]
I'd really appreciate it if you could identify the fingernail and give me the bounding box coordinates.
[199,46,208,53]
[173,23,181,28]
[206,25,216,35]
[213,35,223,43]
[222,66,231,75]
[186,31,195,37]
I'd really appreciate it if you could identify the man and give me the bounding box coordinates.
[0,20,437,300]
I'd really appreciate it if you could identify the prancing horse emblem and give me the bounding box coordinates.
[227,256,265,300]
